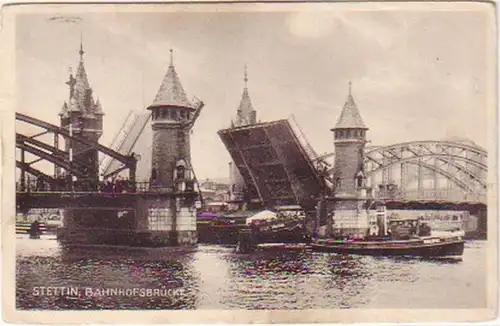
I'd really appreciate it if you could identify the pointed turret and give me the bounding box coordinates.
[60,40,103,136]
[234,65,257,127]
[59,101,69,117]
[61,40,101,116]
[94,98,104,115]
[332,82,367,130]
[72,40,92,113]
[149,49,194,110]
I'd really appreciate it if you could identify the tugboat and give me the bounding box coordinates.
[311,204,465,257]
[235,206,312,253]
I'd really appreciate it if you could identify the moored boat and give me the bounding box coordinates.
[311,232,465,257]
[312,213,465,257]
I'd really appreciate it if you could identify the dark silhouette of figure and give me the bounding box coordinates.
[29,220,41,239]
[418,223,432,237]
[150,168,158,188]
[36,177,45,191]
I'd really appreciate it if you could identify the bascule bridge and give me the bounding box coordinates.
[16,47,203,246]
[218,82,488,238]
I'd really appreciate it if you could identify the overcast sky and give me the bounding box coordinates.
[15,5,494,180]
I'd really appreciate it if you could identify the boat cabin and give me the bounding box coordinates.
[203,202,229,214]
[387,218,431,240]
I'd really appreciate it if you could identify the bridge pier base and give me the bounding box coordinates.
[20,189,199,247]
[133,196,197,247]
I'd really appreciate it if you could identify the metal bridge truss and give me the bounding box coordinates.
[16,113,137,187]
[322,141,487,203]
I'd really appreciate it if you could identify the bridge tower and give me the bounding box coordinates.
[229,65,257,202]
[148,50,197,190]
[329,82,371,238]
[145,49,199,246]
[59,41,104,186]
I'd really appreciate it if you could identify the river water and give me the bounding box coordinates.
[16,237,487,310]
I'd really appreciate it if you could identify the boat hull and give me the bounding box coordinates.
[311,238,465,257]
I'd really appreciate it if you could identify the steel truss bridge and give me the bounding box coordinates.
[314,140,487,204]
[16,112,137,191]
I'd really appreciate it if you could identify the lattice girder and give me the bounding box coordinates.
[324,140,487,198]
[364,141,487,195]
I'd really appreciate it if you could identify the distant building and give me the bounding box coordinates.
[199,178,230,202]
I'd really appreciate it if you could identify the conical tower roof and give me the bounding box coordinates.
[333,82,367,129]
[72,41,91,111]
[235,65,256,126]
[238,65,254,114]
[74,61,90,95]
[238,87,254,114]
[149,50,194,109]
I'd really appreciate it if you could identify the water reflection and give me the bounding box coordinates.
[17,244,199,309]
[217,250,375,309]
[16,240,487,310]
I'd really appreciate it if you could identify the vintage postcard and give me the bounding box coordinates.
[1,1,498,324]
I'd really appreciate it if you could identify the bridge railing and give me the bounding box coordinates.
[374,188,487,203]
[16,178,200,195]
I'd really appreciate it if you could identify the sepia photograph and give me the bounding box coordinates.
[1,1,497,323]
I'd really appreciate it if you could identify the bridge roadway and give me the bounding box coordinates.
[16,188,486,211]
[16,189,199,211]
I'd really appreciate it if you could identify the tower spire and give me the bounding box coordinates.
[235,64,256,126]
[244,64,248,88]
[348,81,352,96]
[79,32,85,60]
[169,49,174,67]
